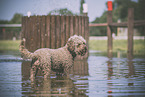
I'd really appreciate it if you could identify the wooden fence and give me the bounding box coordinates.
[22,15,89,54]
[89,8,145,57]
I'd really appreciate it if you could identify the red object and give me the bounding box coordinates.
[108,90,112,93]
[108,1,113,11]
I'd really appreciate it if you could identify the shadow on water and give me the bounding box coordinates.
[0,51,145,96]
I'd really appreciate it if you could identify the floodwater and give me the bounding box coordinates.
[0,51,145,97]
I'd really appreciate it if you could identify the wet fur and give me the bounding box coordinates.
[20,35,87,79]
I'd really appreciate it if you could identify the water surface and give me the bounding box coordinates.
[0,51,145,96]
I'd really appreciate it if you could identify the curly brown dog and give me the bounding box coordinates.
[20,35,87,79]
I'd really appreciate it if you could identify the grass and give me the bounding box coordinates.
[0,40,21,51]
[89,40,107,52]
[89,39,145,53]
[0,39,144,54]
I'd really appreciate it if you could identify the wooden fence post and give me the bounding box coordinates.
[107,11,113,55]
[128,8,134,58]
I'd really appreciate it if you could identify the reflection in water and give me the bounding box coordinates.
[107,52,135,79]
[107,56,113,95]
[107,59,113,80]
[1,52,145,96]
[127,53,135,77]
[107,52,136,96]
[107,51,113,59]
[106,52,145,96]
[21,60,89,96]
[127,55,135,77]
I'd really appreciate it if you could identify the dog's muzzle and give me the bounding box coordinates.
[79,45,87,56]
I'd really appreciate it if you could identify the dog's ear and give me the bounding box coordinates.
[66,39,77,58]
[66,39,75,52]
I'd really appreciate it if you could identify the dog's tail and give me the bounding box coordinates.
[19,38,34,59]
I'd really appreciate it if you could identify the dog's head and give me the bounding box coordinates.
[66,35,87,57]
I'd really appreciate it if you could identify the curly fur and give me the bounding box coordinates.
[20,35,87,79]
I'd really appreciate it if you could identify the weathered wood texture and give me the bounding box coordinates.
[107,11,113,53]
[22,15,89,56]
[127,8,134,57]
[89,23,107,27]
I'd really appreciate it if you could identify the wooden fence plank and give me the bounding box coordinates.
[81,16,85,38]
[89,23,107,27]
[86,17,89,42]
[45,15,51,48]
[27,17,31,50]
[36,16,41,49]
[70,16,74,36]
[30,17,34,52]
[24,17,27,48]
[89,20,145,27]
[51,15,56,49]
[31,16,37,51]
[78,16,82,36]
[34,16,39,51]
[74,16,79,35]
[40,16,46,48]
[84,16,88,40]
[0,24,21,27]
[65,16,70,43]
[109,22,127,27]
[56,15,61,48]
[60,16,66,47]
[26,17,30,51]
